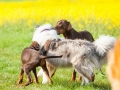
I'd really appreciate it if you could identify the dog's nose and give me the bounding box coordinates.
[53,27,57,29]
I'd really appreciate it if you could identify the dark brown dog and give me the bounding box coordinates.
[54,19,94,81]
[17,41,62,86]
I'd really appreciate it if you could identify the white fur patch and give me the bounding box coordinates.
[34,24,52,33]
[32,24,60,48]
[93,35,116,56]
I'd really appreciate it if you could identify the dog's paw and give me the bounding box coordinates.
[42,80,48,84]
[37,69,43,77]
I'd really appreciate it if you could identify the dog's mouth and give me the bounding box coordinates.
[54,27,60,35]
[57,32,60,35]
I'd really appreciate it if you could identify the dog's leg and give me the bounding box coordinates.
[78,76,82,82]
[22,68,32,86]
[42,64,52,84]
[40,63,56,84]
[32,68,39,84]
[74,68,90,85]
[71,70,76,82]
[47,62,56,78]
[73,65,94,85]
[71,69,82,82]
[80,76,91,85]
[81,77,85,85]
[42,70,49,84]
[37,67,43,77]
[17,68,24,84]
[38,68,49,84]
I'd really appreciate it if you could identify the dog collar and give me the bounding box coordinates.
[40,28,54,33]
[40,29,50,33]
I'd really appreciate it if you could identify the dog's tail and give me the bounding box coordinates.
[93,35,116,68]
[40,55,63,59]
[93,35,116,57]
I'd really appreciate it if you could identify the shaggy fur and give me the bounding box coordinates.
[32,24,60,49]
[32,24,116,85]
[17,41,62,86]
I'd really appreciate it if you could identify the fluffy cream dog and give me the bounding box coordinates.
[107,38,120,90]
[32,24,116,85]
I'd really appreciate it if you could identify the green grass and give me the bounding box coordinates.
[0,20,119,90]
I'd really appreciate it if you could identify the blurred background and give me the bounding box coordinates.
[0,0,120,37]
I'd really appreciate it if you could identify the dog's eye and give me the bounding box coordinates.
[59,24,62,27]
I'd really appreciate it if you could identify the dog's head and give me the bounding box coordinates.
[30,41,40,51]
[54,20,72,35]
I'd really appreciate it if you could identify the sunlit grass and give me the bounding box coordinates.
[0,21,114,90]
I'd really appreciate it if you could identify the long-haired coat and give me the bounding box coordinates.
[32,24,116,85]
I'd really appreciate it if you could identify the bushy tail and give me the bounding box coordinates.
[93,35,116,57]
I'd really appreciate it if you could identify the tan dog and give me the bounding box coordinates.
[107,38,120,90]
[17,41,62,86]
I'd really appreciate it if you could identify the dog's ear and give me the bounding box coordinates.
[55,20,62,28]
[41,40,52,55]
[34,25,40,30]
[50,39,59,50]
[31,41,40,51]
[51,42,59,50]
[67,22,72,31]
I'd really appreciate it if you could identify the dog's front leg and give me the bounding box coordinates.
[42,65,52,84]
[46,62,56,78]
[37,67,43,77]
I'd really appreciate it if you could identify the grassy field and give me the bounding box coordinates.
[0,0,120,90]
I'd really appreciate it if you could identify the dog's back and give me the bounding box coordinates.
[42,39,94,67]
[21,48,40,64]
[78,30,94,42]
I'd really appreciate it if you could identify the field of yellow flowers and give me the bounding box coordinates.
[0,0,120,30]
[0,0,120,37]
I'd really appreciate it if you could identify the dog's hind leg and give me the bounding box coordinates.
[17,68,24,84]
[32,68,39,84]
[22,68,33,86]
[78,76,82,82]
[71,70,76,81]
[71,69,82,82]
